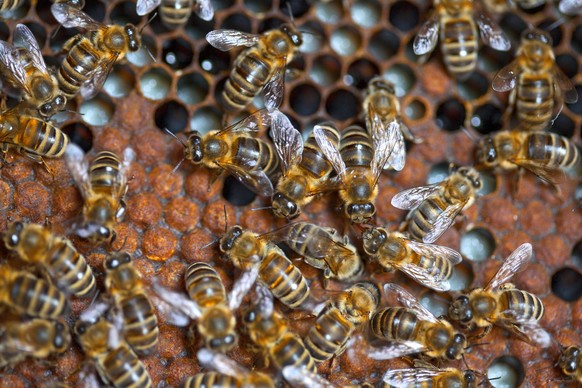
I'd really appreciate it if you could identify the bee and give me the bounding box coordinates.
[0,317,71,368]
[413,0,510,80]
[168,109,279,197]
[3,221,96,297]
[65,144,134,244]
[51,3,142,99]
[184,348,275,388]
[391,165,481,243]
[104,252,159,356]
[448,243,550,347]
[558,346,582,383]
[362,76,421,158]
[381,360,477,388]
[0,265,67,318]
[492,29,578,132]
[304,282,380,363]
[368,283,468,361]
[206,24,303,113]
[362,228,462,291]
[474,130,581,189]
[0,24,66,118]
[270,109,341,219]
[74,315,153,388]
[136,0,214,28]
[243,284,317,372]
[315,120,405,224]
[220,225,310,309]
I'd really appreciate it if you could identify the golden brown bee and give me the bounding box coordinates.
[74,315,153,388]
[315,121,405,224]
[137,0,214,28]
[448,243,550,347]
[0,24,66,118]
[391,165,481,243]
[0,317,71,368]
[206,24,303,113]
[493,29,578,131]
[51,3,142,99]
[362,77,421,155]
[368,283,467,361]
[381,360,477,388]
[3,221,96,297]
[168,109,279,197]
[104,252,159,356]
[184,348,275,388]
[270,109,340,219]
[243,285,317,373]
[414,0,510,80]
[558,346,582,383]
[362,228,462,291]
[0,265,67,318]
[65,145,133,244]
[220,225,310,309]
[474,130,581,189]
[304,282,380,363]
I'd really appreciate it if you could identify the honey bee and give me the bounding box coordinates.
[413,0,511,80]
[243,284,317,372]
[136,0,214,28]
[492,29,578,132]
[362,228,462,291]
[362,76,421,158]
[270,109,340,219]
[369,283,467,361]
[304,282,380,363]
[0,317,71,368]
[0,265,67,318]
[448,243,550,347]
[206,24,303,113]
[0,24,66,118]
[474,130,581,189]
[220,225,310,309]
[51,3,142,99]
[104,252,158,356]
[391,165,481,243]
[3,221,96,297]
[315,121,405,224]
[184,348,275,388]
[382,361,477,388]
[168,109,279,197]
[74,315,153,388]
[65,144,134,244]
[558,346,582,383]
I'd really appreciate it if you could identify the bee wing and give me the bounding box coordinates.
[153,282,202,323]
[283,366,335,388]
[475,14,511,51]
[79,300,110,323]
[206,29,261,51]
[496,313,551,347]
[369,106,405,174]
[51,3,106,31]
[368,341,427,360]
[384,283,438,323]
[422,202,465,244]
[218,109,271,135]
[216,161,274,197]
[413,13,440,55]
[64,143,91,198]
[559,0,582,14]
[383,368,445,386]
[197,348,250,377]
[485,243,532,291]
[14,24,49,75]
[408,240,463,265]
[314,124,346,179]
[136,0,162,15]
[254,283,274,318]
[194,0,215,21]
[269,109,303,175]
[492,60,520,92]
[399,263,452,291]
[552,64,578,104]
[228,265,259,310]
[263,59,285,112]
[80,54,118,99]
[391,184,441,210]
[0,41,28,90]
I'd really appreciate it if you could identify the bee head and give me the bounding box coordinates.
[53,321,71,352]
[347,202,375,224]
[449,295,474,322]
[475,136,497,168]
[186,132,204,163]
[522,29,552,46]
[458,167,482,190]
[281,23,303,47]
[445,333,466,360]
[271,192,300,219]
[219,225,244,252]
[362,227,387,255]
[105,252,132,271]
[125,25,141,52]
[368,76,395,95]
[559,347,581,375]
[4,221,24,249]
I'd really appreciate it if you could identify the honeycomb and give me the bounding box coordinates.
[0,0,581,386]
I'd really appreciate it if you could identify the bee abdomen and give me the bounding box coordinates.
[185,262,227,308]
[121,294,159,355]
[16,118,68,158]
[259,252,309,308]
[272,334,317,373]
[416,253,453,281]
[102,346,152,388]
[304,308,354,363]
[48,239,96,297]
[223,50,270,112]
[340,125,374,168]
[90,151,123,191]
[517,76,552,129]
[442,19,478,80]
[232,137,279,177]
[527,132,580,171]
[301,125,340,179]
[58,40,100,99]
[184,372,238,388]
[0,0,22,11]
[10,273,67,318]
[500,289,544,321]
[407,197,446,241]
[370,307,419,341]
[160,0,192,28]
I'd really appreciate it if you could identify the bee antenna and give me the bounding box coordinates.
[465,341,491,351]
[284,1,295,23]
[223,205,228,234]
[249,205,273,211]
[163,127,187,147]
[543,18,565,33]
[171,157,185,174]
[140,12,157,33]
[461,126,479,144]
[143,44,157,63]
[201,238,219,250]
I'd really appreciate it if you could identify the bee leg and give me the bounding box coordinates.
[207,169,223,191]
[474,325,492,340]
[502,88,516,127]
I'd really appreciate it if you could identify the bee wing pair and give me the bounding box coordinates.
[137,0,214,21]
[269,109,303,175]
[559,0,582,14]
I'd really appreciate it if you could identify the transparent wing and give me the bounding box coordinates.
[206,29,261,51]
[399,263,451,292]
[486,243,532,291]
[136,0,162,15]
[559,0,582,14]
[14,24,48,74]
[228,265,259,310]
[552,64,578,104]
[408,240,463,265]
[254,283,274,318]
[283,366,335,388]
[384,283,438,323]
[218,109,271,135]
[314,124,346,179]
[0,41,27,89]
[194,0,215,21]
[263,59,285,112]
[369,106,405,174]
[80,54,117,99]
[492,60,521,92]
[368,341,426,360]
[383,368,444,386]
[153,282,202,322]
[496,313,551,348]
[475,14,511,51]
[509,158,565,189]
[413,14,440,55]
[391,184,441,210]
[197,348,249,377]
[79,301,110,323]
[422,202,465,244]
[217,161,274,197]
[269,109,303,175]
[51,3,106,31]
[64,143,90,199]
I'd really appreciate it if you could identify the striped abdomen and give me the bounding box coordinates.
[499,289,544,322]
[525,132,580,172]
[410,250,453,283]
[406,190,454,242]
[271,333,317,373]
[100,346,153,388]
[89,151,123,197]
[185,262,227,308]
[160,0,193,29]
[12,117,68,158]
[47,238,96,297]
[6,272,67,318]
[58,38,101,99]
[517,74,553,131]
[441,18,478,80]
[340,125,374,168]
[304,306,354,363]
[223,48,272,112]
[184,372,239,388]
[301,123,341,179]
[369,307,420,341]
[0,0,24,11]
[259,247,309,308]
[121,293,159,356]
[231,136,279,178]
